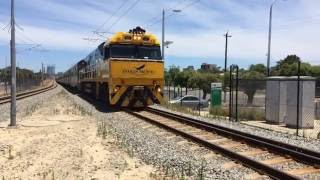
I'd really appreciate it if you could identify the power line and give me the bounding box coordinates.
[104,0,142,32]
[16,28,39,44]
[145,0,187,26]
[94,0,128,33]
[146,0,200,28]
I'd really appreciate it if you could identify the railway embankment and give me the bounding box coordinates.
[0,86,158,179]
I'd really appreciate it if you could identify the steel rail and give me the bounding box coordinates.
[126,109,300,180]
[146,107,320,167]
[0,81,56,104]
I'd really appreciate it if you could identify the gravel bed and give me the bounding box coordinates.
[301,173,320,180]
[58,87,262,179]
[272,161,307,172]
[229,144,256,152]
[152,105,320,152]
[0,85,62,123]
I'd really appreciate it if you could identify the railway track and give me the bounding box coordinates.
[0,81,57,105]
[125,107,320,180]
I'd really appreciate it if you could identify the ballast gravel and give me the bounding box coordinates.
[152,105,320,153]
[0,86,62,123]
[60,86,262,179]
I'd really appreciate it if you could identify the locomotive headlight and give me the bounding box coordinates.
[156,86,161,92]
[113,86,120,93]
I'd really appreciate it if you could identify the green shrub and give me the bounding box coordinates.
[209,106,228,117]
[238,108,265,121]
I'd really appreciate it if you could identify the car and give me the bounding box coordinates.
[169,95,209,108]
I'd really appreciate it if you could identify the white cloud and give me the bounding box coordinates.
[0,0,319,68]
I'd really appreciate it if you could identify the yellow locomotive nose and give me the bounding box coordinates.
[108,59,164,107]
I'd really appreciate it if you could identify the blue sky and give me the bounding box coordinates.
[0,0,319,72]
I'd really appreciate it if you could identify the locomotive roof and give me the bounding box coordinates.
[105,27,160,46]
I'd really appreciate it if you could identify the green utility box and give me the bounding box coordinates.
[211,83,222,107]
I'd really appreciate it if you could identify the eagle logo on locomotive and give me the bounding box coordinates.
[122,64,154,74]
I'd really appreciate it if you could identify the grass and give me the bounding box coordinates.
[162,98,265,122]
[25,100,43,116]
[238,108,265,121]
[8,145,14,160]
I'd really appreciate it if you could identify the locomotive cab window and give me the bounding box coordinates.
[137,46,161,60]
[109,44,161,60]
[110,45,135,58]
[104,47,110,60]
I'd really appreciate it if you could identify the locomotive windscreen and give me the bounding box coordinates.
[109,44,161,60]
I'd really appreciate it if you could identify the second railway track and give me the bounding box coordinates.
[125,107,320,180]
[0,81,57,105]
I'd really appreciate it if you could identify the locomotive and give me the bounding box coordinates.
[57,27,164,107]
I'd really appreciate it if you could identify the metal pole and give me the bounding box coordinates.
[161,9,165,60]
[199,87,201,116]
[229,66,233,121]
[9,0,16,127]
[296,61,301,136]
[168,81,170,100]
[224,32,231,103]
[235,65,239,122]
[41,63,44,86]
[267,3,274,77]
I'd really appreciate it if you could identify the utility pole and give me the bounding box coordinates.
[161,9,165,60]
[267,0,285,76]
[41,63,44,86]
[9,0,16,127]
[266,3,273,77]
[224,32,232,103]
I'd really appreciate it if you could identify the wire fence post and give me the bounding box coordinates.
[168,81,171,101]
[228,65,239,122]
[199,87,201,116]
[296,60,301,136]
[229,66,233,121]
[235,65,239,122]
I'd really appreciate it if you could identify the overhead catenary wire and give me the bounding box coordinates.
[145,0,187,25]
[146,0,200,28]
[104,0,142,33]
[94,0,128,33]
[14,27,50,53]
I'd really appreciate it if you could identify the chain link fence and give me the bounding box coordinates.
[228,64,319,138]
[0,69,43,97]
[162,63,319,138]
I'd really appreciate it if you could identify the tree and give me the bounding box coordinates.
[240,71,265,105]
[311,66,320,77]
[272,55,313,76]
[248,64,266,75]
[190,72,219,99]
[175,69,196,95]
[167,66,180,97]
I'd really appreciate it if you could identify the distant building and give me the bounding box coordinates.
[183,66,194,71]
[201,63,219,71]
[46,65,55,77]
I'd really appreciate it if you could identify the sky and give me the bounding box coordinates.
[0,0,319,72]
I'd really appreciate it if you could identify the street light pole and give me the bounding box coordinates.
[161,9,181,60]
[161,9,165,60]
[9,0,16,127]
[224,32,232,103]
[266,2,274,77]
[267,0,285,76]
